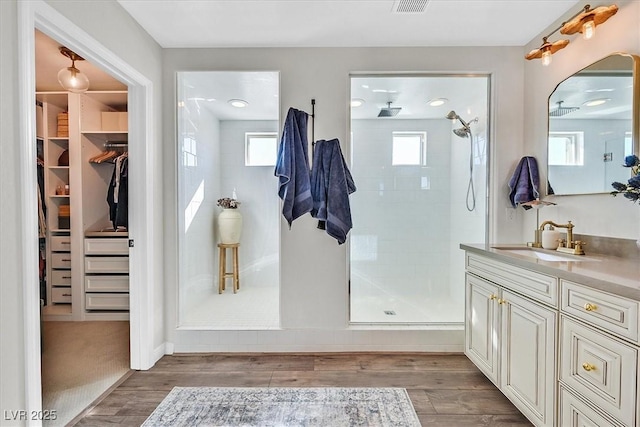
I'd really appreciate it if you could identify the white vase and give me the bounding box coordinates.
[218,208,242,244]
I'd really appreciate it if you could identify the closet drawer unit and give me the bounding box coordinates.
[85,293,129,311]
[84,238,129,255]
[85,275,129,292]
[559,387,623,427]
[560,316,637,426]
[51,287,72,303]
[50,270,72,286]
[561,280,639,343]
[466,253,558,307]
[51,253,72,269]
[50,236,71,252]
[84,256,129,274]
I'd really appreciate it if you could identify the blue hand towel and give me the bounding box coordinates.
[275,108,313,227]
[508,156,540,210]
[311,139,356,244]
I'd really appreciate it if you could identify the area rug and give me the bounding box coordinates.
[142,387,421,426]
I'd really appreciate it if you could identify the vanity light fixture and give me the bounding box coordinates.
[427,98,448,107]
[560,4,618,41]
[228,99,248,108]
[525,4,618,66]
[57,46,89,93]
[525,37,569,67]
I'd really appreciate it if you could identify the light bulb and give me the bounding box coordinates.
[541,50,552,67]
[582,20,595,40]
[57,65,89,93]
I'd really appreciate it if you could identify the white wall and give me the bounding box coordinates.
[1,0,163,422]
[163,46,525,351]
[219,120,280,287]
[350,119,452,302]
[523,0,640,239]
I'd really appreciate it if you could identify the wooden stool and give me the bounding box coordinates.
[218,243,240,293]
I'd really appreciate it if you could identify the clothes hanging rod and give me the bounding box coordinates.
[104,142,128,149]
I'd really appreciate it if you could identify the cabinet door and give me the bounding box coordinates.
[465,273,500,385]
[500,289,556,427]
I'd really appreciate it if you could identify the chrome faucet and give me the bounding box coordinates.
[538,220,585,255]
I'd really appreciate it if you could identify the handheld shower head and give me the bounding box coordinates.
[453,127,470,138]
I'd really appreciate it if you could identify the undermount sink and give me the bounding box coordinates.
[491,246,600,262]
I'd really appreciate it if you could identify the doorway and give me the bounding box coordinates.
[19,0,157,418]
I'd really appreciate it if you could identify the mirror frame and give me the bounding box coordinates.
[546,52,640,196]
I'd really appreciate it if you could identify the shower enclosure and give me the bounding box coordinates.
[349,74,489,324]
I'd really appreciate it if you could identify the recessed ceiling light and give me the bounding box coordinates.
[585,88,614,93]
[351,98,365,108]
[228,99,248,108]
[583,98,610,107]
[427,98,448,107]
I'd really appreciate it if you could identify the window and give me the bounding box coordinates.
[548,132,584,166]
[182,136,197,167]
[245,132,278,166]
[392,131,426,165]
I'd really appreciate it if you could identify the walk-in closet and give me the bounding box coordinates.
[35,29,131,426]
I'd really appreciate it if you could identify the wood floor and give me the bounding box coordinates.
[74,353,532,426]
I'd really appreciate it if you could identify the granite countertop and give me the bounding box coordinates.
[461,243,640,301]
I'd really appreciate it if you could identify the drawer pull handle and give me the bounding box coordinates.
[61,259,71,262]
[584,303,597,312]
[61,242,70,245]
[62,293,71,297]
[62,276,71,279]
[582,362,596,372]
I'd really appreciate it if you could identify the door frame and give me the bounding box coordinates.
[18,0,157,417]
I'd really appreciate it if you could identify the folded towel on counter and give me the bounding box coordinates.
[508,156,540,210]
[275,108,313,227]
[311,138,356,244]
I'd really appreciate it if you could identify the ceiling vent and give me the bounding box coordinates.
[549,101,579,117]
[392,0,430,14]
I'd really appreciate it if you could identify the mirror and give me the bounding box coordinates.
[547,53,640,195]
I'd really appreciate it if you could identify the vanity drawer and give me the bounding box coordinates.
[51,253,72,269]
[50,270,72,286]
[560,316,637,426]
[85,293,129,310]
[85,275,129,292]
[559,386,623,427]
[51,287,72,303]
[561,280,639,343]
[84,256,129,274]
[84,238,129,255]
[466,253,558,307]
[50,236,71,252]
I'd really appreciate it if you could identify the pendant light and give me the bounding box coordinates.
[57,46,89,93]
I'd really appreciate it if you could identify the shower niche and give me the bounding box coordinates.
[349,74,490,324]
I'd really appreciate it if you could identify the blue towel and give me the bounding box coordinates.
[275,108,313,227]
[508,156,540,210]
[311,139,356,244]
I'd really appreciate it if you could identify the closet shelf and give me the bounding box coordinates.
[50,195,70,198]
[48,166,70,170]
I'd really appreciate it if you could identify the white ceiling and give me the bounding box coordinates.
[117,0,580,48]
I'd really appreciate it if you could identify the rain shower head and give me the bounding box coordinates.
[378,101,401,117]
[453,127,470,138]
[549,100,579,117]
[446,110,459,120]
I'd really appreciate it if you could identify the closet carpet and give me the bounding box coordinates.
[41,320,130,427]
[74,353,532,426]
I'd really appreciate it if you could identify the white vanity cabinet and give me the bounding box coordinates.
[465,253,557,427]
[559,281,639,427]
[463,245,640,427]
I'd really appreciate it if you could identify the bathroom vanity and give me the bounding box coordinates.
[461,243,640,427]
